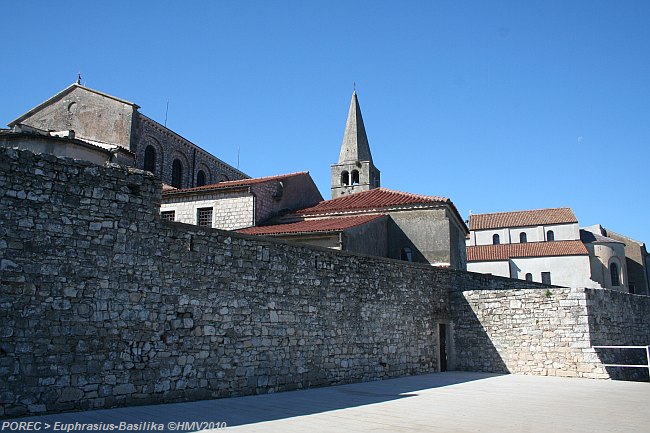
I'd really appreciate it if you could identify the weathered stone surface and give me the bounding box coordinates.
[451,287,650,379]
[2,147,648,419]
[0,147,451,416]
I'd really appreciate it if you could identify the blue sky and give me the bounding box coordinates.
[2,1,649,242]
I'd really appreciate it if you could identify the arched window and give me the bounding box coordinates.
[196,170,206,187]
[520,232,527,243]
[351,170,360,185]
[493,234,500,245]
[340,171,349,186]
[171,159,183,188]
[610,262,620,286]
[546,230,555,241]
[144,145,156,173]
[525,273,533,282]
[401,247,413,262]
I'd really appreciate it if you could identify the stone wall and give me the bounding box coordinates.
[451,287,650,379]
[586,289,650,346]
[4,148,643,418]
[0,147,451,417]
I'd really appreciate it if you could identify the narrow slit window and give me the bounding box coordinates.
[144,145,156,173]
[610,262,620,286]
[171,159,183,188]
[196,170,207,187]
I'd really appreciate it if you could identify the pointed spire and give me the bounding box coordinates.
[339,90,373,163]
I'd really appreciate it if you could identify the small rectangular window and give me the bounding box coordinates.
[197,207,213,228]
[161,210,175,222]
[541,272,551,285]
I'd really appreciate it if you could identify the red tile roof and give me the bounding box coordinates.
[162,172,308,195]
[238,214,385,236]
[469,208,577,231]
[297,188,450,214]
[293,188,467,232]
[467,240,589,262]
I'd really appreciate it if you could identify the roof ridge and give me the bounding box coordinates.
[375,187,450,202]
[471,207,572,217]
[469,207,578,231]
[163,171,309,194]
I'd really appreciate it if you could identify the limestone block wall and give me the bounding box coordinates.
[160,190,255,230]
[215,195,255,230]
[0,147,448,417]
[451,287,650,379]
[585,289,650,345]
[3,148,638,418]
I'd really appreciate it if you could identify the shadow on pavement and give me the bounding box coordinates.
[6,372,502,431]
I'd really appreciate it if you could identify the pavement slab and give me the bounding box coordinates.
[4,372,649,433]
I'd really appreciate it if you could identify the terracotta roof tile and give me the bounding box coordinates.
[238,214,385,236]
[297,188,451,214]
[470,208,577,230]
[467,240,589,262]
[162,172,308,195]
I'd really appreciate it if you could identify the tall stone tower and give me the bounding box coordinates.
[331,91,381,198]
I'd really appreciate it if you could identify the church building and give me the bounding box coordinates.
[6,82,248,188]
[240,91,469,270]
[466,207,631,291]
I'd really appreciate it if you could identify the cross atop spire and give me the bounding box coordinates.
[339,90,373,164]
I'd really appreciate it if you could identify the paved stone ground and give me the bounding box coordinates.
[5,372,649,433]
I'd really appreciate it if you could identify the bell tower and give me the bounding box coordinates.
[330,90,380,198]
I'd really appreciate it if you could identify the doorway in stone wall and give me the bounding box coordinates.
[439,323,448,372]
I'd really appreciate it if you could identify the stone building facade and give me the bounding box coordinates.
[7,83,248,188]
[160,172,323,230]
